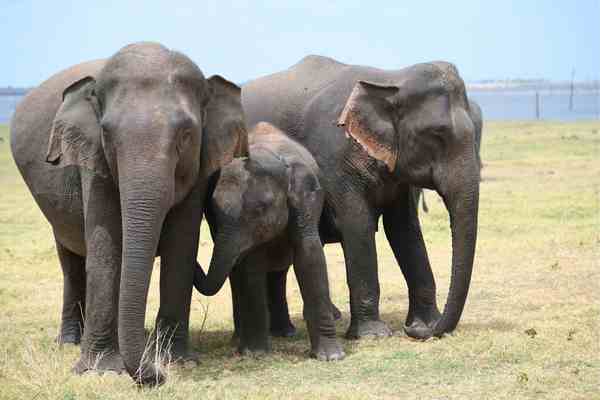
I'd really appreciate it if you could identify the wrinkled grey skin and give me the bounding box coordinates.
[243,56,480,340]
[10,42,248,385]
[416,99,483,212]
[193,122,344,361]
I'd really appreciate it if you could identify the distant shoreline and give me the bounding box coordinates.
[467,82,599,92]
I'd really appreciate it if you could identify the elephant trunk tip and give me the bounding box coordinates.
[193,261,218,296]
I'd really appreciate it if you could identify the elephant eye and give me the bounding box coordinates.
[182,128,193,140]
[100,120,115,140]
[177,128,193,154]
[248,199,267,214]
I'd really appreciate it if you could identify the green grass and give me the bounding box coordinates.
[1,121,599,399]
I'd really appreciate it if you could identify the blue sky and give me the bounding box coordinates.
[1,1,598,86]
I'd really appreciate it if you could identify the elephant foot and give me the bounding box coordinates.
[230,331,240,346]
[404,307,442,340]
[311,337,345,361]
[238,337,271,356]
[270,306,297,337]
[237,346,270,358]
[345,319,392,340]
[132,363,166,387]
[56,320,83,345]
[153,317,197,365]
[73,350,125,375]
[270,322,297,338]
[152,339,199,367]
[167,348,200,367]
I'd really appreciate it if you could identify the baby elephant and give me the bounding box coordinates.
[194,122,344,361]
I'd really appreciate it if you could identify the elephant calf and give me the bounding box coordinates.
[193,122,345,361]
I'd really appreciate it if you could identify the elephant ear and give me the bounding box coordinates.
[201,75,249,179]
[46,76,109,178]
[337,80,399,172]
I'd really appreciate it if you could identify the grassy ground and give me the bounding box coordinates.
[0,121,598,399]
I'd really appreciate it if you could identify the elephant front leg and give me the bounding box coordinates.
[237,254,271,355]
[383,188,441,339]
[54,238,86,345]
[292,234,345,361]
[154,255,196,365]
[74,178,124,374]
[267,270,297,337]
[338,202,392,339]
[154,187,203,364]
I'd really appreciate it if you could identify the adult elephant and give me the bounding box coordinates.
[11,42,248,385]
[242,55,480,340]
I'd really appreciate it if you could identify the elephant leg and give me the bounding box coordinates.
[154,185,203,364]
[55,237,86,345]
[302,288,342,321]
[237,254,270,355]
[383,187,441,339]
[338,197,391,339]
[74,176,124,374]
[292,237,344,361]
[155,255,196,364]
[267,270,297,337]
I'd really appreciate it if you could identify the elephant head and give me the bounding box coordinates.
[194,153,291,295]
[46,42,248,383]
[337,62,480,337]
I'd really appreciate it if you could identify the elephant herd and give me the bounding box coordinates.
[10,42,482,386]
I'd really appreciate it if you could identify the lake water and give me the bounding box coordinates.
[0,95,22,125]
[1,90,599,125]
[469,89,600,121]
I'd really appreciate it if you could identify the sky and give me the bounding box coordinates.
[1,1,599,87]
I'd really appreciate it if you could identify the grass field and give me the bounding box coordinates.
[0,121,599,399]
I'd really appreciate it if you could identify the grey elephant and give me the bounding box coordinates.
[193,122,345,361]
[10,42,248,385]
[242,56,481,340]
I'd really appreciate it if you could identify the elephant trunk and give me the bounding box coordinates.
[117,163,174,386]
[433,169,479,337]
[193,228,239,296]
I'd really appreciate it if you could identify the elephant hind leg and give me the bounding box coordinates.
[267,270,297,337]
[55,237,86,345]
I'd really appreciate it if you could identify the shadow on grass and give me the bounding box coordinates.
[184,314,359,378]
